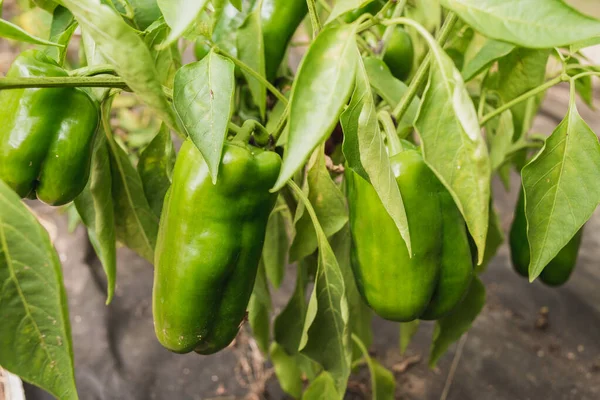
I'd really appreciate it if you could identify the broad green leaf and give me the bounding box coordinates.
[326,0,372,23]
[521,100,600,280]
[294,185,351,396]
[59,0,179,132]
[331,226,372,360]
[103,103,158,263]
[413,26,490,264]
[274,262,308,355]
[362,56,420,134]
[429,278,485,367]
[272,24,358,190]
[290,149,348,261]
[342,56,412,253]
[173,51,235,183]
[138,124,175,218]
[262,199,290,288]
[248,261,271,354]
[490,49,550,139]
[157,0,209,47]
[236,9,266,119]
[143,20,182,88]
[45,6,76,65]
[302,372,339,400]
[128,0,162,30]
[372,360,396,400]
[74,136,117,304]
[0,180,77,400]
[441,0,600,48]
[461,39,515,82]
[570,36,600,52]
[270,342,303,399]
[0,18,63,46]
[399,320,420,355]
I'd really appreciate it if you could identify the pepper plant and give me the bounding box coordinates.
[1,0,600,399]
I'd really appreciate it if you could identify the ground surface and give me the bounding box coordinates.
[2,1,600,400]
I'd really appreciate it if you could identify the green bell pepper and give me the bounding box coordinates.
[0,50,99,206]
[346,149,473,322]
[153,139,281,354]
[510,189,583,286]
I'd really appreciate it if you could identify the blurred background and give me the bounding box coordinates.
[0,0,599,399]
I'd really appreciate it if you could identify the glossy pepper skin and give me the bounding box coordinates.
[346,149,473,322]
[261,0,308,81]
[510,189,583,286]
[382,27,414,82]
[153,139,281,354]
[0,50,99,206]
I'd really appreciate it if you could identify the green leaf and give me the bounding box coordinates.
[290,150,348,261]
[59,0,179,132]
[567,58,594,109]
[302,372,339,400]
[103,102,158,263]
[326,0,372,23]
[157,0,209,47]
[138,124,175,218]
[270,342,304,399]
[362,56,420,134]
[274,262,309,355]
[173,50,235,183]
[477,200,504,273]
[487,110,514,172]
[429,278,485,367]
[44,6,77,65]
[248,261,271,354]
[342,55,412,253]
[490,49,550,139]
[0,180,77,400]
[461,39,515,82]
[0,17,63,46]
[262,199,290,289]
[399,320,420,355]
[229,0,242,12]
[521,98,600,281]
[74,136,117,304]
[441,0,600,48]
[291,183,351,396]
[272,24,358,190]
[236,9,266,120]
[128,0,162,30]
[143,20,182,88]
[413,26,491,265]
[570,36,600,52]
[331,226,372,360]
[372,360,396,400]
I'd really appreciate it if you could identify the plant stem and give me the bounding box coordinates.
[479,75,564,126]
[378,111,402,155]
[0,76,129,90]
[270,104,290,143]
[69,64,118,77]
[351,333,377,397]
[287,180,326,237]
[306,0,322,38]
[316,0,331,13]
[390,12,458,122]
[380,0,408,59]
[213,47,288,106]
